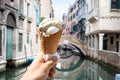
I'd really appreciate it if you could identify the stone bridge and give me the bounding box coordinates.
[59,35,88,57]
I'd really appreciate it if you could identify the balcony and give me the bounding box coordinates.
[77,13,86,22]
[88,8,99,23]
[19,13,26,20]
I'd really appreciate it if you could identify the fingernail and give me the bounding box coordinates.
[52,56,58,62]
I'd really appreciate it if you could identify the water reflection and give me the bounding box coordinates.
[55,55,87,80]
[56,55,81,70]
[54,43,120,80]
[0,65,27,80]
[55,56,120,80]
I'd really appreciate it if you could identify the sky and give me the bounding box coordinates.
[52,0,76,21]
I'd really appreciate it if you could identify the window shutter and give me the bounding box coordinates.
[19,0,23,14]
[19,33,23,52]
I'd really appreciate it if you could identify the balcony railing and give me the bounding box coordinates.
[88,8,99,23]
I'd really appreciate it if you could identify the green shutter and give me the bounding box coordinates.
[6,27,13,60]
[19,0,23,14]
[19,33,23,52]
[119,0,120,9]
[27,3,29,18]
[0,30,2,56]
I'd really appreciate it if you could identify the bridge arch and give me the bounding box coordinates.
[59,35,88,56]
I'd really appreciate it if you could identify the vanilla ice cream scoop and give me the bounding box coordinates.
[46,26,59,34]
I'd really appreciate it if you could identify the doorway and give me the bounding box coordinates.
[6,27,13,60]
[103,39,108,50]
[6,13,16,61]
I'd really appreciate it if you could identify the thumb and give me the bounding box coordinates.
[46,56,58,69]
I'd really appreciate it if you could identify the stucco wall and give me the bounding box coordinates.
[86,0,120,35]
[99,18,120,30]
[40,0,53,18]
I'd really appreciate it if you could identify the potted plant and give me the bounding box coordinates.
[27,17,33,23]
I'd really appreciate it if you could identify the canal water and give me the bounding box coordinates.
[0,55,119,80]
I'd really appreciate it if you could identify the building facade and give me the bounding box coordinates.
[62,1,79,36]
[86,0,120,58]
[40,0,54,18]
[77,0,86,41]
[0,0,41,71]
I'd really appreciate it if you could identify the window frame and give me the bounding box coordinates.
[111,0,120,10]
[19,0,23,15]
[18,33,23,52]
[36,35,38,43]
[110,36,114,45]
[27,3,30,18]
[27,33,30,44]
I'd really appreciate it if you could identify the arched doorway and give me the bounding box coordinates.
[6,13,16,61]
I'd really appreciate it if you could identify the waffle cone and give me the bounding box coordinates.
[39,30,63,54]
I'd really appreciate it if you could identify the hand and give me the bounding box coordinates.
[20,53,58,80]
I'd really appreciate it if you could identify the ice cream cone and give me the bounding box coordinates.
[39,29,63,54]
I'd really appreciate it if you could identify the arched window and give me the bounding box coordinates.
[6,13,16,27]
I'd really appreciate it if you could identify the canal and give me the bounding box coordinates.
[0,54,120,80]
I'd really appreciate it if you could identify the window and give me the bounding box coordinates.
[10,0,14,2]
[73,25,77,32]
[0,30,2,56]
[110,36,114,44]
[71,16,72,21]
[116,41,119,52]
[73,13,75,19]
[50,13,52,18]
[27,3,30,18]
[36,35,38,43]
[19,33,23,52]
[19,0,23,15]
[111,0,120,9]
[74,5,76,9]
[116,34,119,38]
[70,8,73,13]
[27,33,29,43]
[76,10,78,16]
[89,38,91,47]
